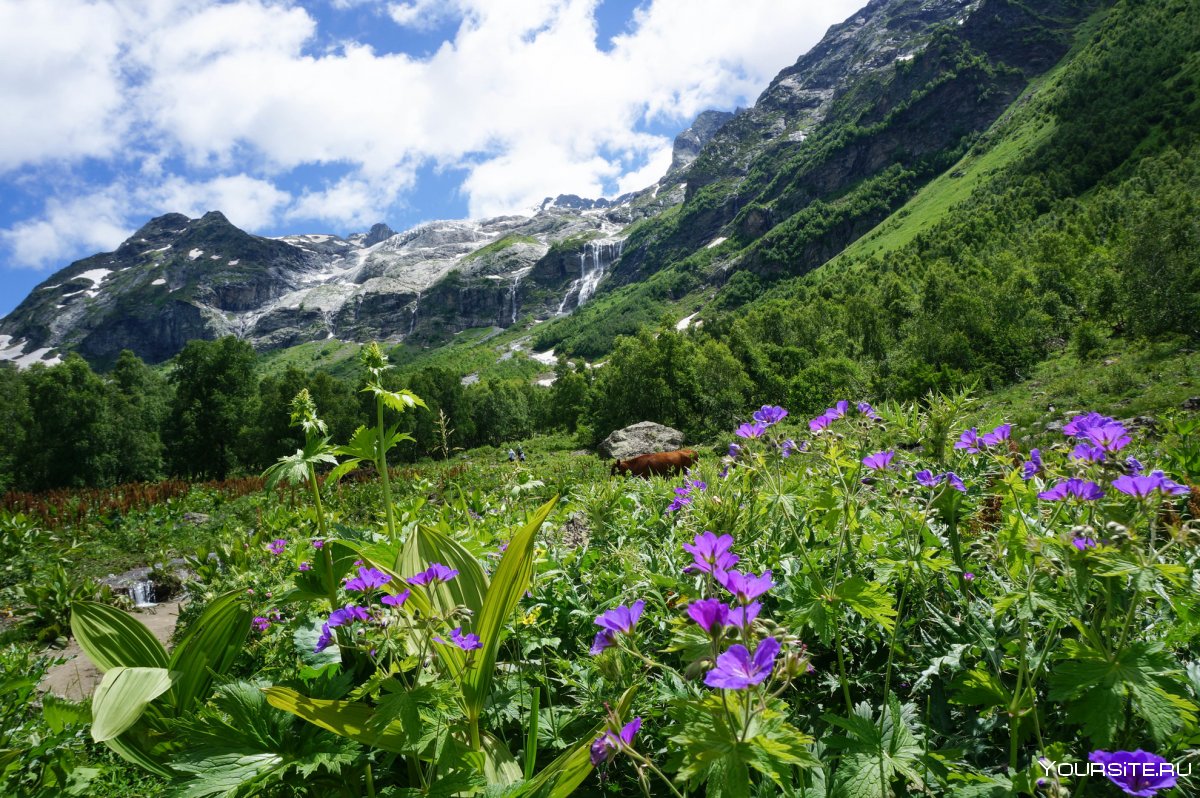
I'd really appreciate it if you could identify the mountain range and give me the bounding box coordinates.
[0,0,1163,372]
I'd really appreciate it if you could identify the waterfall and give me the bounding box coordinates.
[507,269,531,325]
[129,580,157,608]
[556,238,624,315]
[408,292,420,336]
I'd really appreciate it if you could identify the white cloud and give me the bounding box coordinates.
[0,0,868,271]
[0,0,126,169]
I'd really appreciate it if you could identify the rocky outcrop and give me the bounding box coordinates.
[599,422,687,460]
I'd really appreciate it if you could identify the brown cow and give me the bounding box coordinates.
[610,449,698,478]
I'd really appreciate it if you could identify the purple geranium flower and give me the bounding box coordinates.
[1072,443,1107,463]
[1022,448,1042,481]
[915,469,940,488]
[704,637,780,689]
[252,616,270,632]
[590,629,615,655]
[1086,423,1131,453]
[780,439,799,458]
[716,569,773,604]
[590,717,642,766]
[735,421,768,439]
[752,405,788,426]
[980,424,1012,447]
[595,600,645,636]
[344,566,392,592]
[728,442,742,458]
[943,472,966,492]
[1038,478,1105,502]
[1148,471,1190,496]
[687,598,729,634]
[1072,537,1098,551]
[381,589,411,607]
[726,601,761,629]
[298,561,311,572]
[435,627,482,651]
[1063,412,1115,437]
[328,605,370,627]
[311,539,324,549]
[1125,456,1144,475]
[683,531,739,575]
[268,539,287,556]
[857,401,882,421]
[809,413,834,432]
[862,451,895,470]
[954,428,981,454]
[1113,472,1190,499]
[409,562,459,586]
[1088,749,1177,797]
[315,624,334,652]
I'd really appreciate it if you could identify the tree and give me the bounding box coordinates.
[20,355,115,488]
[0,364,30,492]
[164,337,257,480]
[108,349,167,483]
[549,355,589,433]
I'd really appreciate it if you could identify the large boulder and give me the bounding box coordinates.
[599,422,686,460]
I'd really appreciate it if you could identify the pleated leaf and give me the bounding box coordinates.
[262,687,411,754]
[71,601,168,672]
[91,667,175,742]
[167,590,253,715]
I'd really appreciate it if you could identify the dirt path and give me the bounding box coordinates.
[39,600,183,701]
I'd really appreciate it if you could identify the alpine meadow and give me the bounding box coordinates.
[3,0,1200,796]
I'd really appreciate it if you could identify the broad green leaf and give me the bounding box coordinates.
[71,601,168,672]
[104,730,178,779]
[167,590,252,715]
[42,694,90,732]
[170,751,283,798]
[91,667,175,742]
[462,497,557,729]
[262,686,411,754]
[397,525,489,619]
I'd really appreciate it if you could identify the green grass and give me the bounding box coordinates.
[461,234,539,262]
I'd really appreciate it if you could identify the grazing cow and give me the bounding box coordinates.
[610,449,698,478]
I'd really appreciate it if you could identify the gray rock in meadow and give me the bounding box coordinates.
[599,422,686,460]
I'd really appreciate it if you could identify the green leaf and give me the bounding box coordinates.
[169,752,282,798]
[91,667,176,742]
[396,525,490,619]
[167,590,252,715]
[71,601,168,672]
[262,686,411,754]
[462,497,557,729]
[42,694,90,733]
[834,576,897,634]
[363,385,428,414]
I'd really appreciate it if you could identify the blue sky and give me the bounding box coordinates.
[0,0,865,317]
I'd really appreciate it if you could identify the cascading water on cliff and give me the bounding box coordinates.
[556,239,624,315]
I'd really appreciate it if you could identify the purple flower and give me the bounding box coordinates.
[1112,472,1190,499]
[590,717,642,766]
[1071,442,1107,463]
[590,629,616,655]
[752,405,789,426]
[716,569,773,604]
[980,423,1012,447]
[954,428,981,453]
[1072,537,1098,551]
[718,465,730,479]
[780,439,800,458]
[311,539,325,549]
[944,472,967,492]
[268,539,287,556]
[344,566,392,592]
[315,624,334,653]
[595,600,645,636]
[381,589,411,607]
[862,451,895,470]
[252,616,270,632]
[435,627,482,651]
[1063,412,1115,437]
[1038,478,1105,502]
[1149,471,1190,496]
[963,572,975,582]
[735,421,768,439]
[1125,456,1144,475]
[726,601,761,629]
[857,401,882,421]
[728,442,742,458]
[409,562,459,586]
[683,532,739,575]
[687,598,729,634]
[915,469,940,488]
[1087,749,1177,796]
[1022,448,1042,481]
[689,479,707,492]
[328,605,370,627]
[832,400,849,416]
[808,414,834,432]
[298,561,311,572]
[704,637,780,689]
[1086,423,1131,453]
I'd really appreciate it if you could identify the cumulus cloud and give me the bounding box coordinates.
[0,0,866,270]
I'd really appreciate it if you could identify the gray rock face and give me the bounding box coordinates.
[667,109,735,176]
[599,422,687,460]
